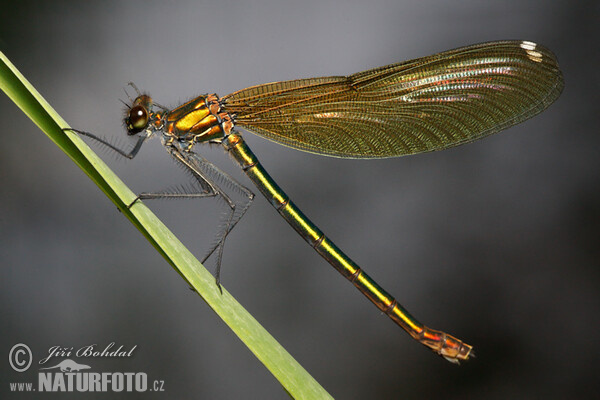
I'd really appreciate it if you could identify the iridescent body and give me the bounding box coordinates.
[70,41,563,362]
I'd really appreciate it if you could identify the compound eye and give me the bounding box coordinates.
[127,105,149,134]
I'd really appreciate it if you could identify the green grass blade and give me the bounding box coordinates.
[0,51,332,400]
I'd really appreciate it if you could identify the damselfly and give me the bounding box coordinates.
[67,40,563,363]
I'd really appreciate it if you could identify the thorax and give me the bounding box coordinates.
[162,94,233,145]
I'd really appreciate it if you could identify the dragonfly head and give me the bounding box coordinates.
[124,94,154,135]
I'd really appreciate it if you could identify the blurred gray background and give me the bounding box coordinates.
[1,0,598,398]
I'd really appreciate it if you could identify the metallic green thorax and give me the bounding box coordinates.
[164,94,224,143]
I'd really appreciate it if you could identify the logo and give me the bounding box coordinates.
[39,359,91,372]
[9,343,32,372]
[7,342,165,393]
[37,361,148,393]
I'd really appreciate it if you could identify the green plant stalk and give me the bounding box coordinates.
[0,51,332,400]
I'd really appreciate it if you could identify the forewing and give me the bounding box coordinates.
[223,41,563,158]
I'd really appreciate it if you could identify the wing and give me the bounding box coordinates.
[222,41,563,159]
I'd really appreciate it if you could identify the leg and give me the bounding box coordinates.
[163,147,254,288]
[63,128,148,159]
[127,190,218,209]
